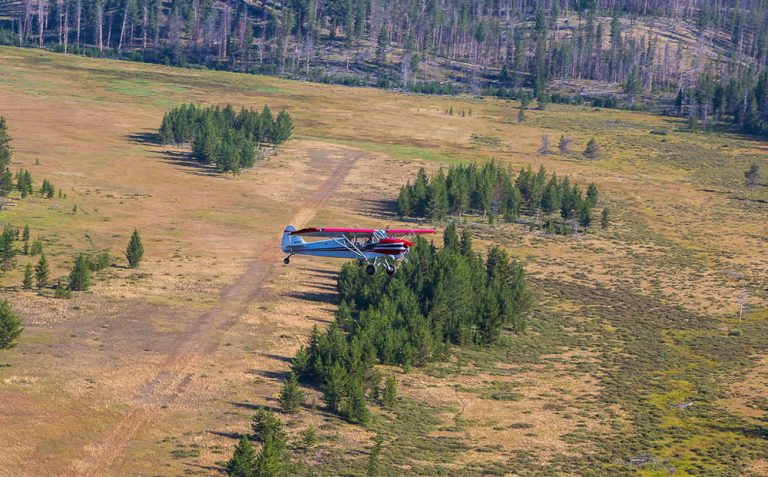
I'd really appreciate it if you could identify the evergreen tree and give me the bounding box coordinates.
[584,138,601,161]
[225,437,256,477]
[271,110,293,144]
[341,380,369,424]
[69,254,92,291]
[366,434,384,477]
[517,107,525,124]
[35,253,49,288]
[382,375,397,407]
[253,432,287,477]
[22,263,34,289]
[558,135,572,155]
[600,208,610,230]
[0,225,16,272]
[745,163,760,189]
[586,182,599,207]
[0,117,11,172]
[251,408,284,444]
[278,372,304,414]
[427,168,449,221]
[0,300,23,349]
[22,225,30,242]
[126,229,144,268]
[30,239,43,256]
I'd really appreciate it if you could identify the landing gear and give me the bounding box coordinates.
[283,256,291,265]
[366,264,376,276]
[386,264,397,276]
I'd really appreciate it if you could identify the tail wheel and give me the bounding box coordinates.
[386,264,397,276]
[366,264,376,276]
[283,256,290,265]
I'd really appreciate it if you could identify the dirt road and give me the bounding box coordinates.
[71,149,360,476]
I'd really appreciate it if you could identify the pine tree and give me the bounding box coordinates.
[35,253,49,288]
[600,208,610,230]
[586,183,599,208]
[584,138,601,161]
[225,437,256,477]
[538,134,551,155]
[22,263,34,289]
[0,117,11,173]
[69,254,92,291]
[251,408,284,443]
[517,107,525,123]
[427,169,449,221]
[366,434,384,477]
[341,380,370,424]
[22,225,30,242]
[382,375,397,407]
[0,225,16,272]
[0,299,23,349]
[271,110,293,145]
[558,135,572,155]
[126,229,144,268]
[278,372,304,414]
[745,163,759,189]
[253,432,287,477]
[30,239,43,256]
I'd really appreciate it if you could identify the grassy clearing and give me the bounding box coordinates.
[1,45,767,476]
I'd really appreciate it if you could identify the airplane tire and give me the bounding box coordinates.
[283,257,290,265]
[386,265,396,276]
[366,264,376,276]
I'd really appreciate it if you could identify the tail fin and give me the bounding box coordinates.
[282,225,305,252]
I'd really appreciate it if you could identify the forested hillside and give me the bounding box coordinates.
[4,0,768,132]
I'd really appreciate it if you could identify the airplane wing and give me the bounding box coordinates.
[385,229,437,236]
[290,227,377,238]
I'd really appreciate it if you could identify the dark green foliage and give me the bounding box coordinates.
[0,225,16,272]
[15,169,33,198]
[0,300,23,349]
[126,229,144,268]
[30,239,43,256]
[398,162,600,233]
[366,434,384,477]
[54,279,71,299]
[22,225,29,242]
[293,233,532,423]
[159,103,290,174]
[600,208,610,230]
[301,427,318,448]
[584,138,601,160]
[35,253,49,288]
[22,263,33,289]
[0,117,11,196]
[382,375,397,407]
[249,408,288,476]
[251,408,284,444]
[40,179,55,198]
[278,372,304,414]
[88,250,111,271]
[69,254,92,291]
[226,437,257,477]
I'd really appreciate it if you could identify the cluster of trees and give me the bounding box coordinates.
[291,224,531,423]
[8,0,768,115]
[7,224,144,292]
[397,162,602,233]
[0,300,23,350]
[158,103,292,174]
[678,68,768,136]
[0,117,59,199]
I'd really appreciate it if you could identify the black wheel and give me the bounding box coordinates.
[283,256,290,265]
[366,264,376,275]
[386,265,396,276]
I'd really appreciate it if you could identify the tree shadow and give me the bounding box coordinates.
[261,353,294,364]
[357,197,397,217]
[183,462,225,474]
[285,290,338,305]
[125,131,161,146]
[209,430,247,440]
[227,401,280,413]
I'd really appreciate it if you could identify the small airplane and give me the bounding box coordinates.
[281,225,436,275]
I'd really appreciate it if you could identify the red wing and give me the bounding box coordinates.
[385,229,437,236]
[290,227,377,238]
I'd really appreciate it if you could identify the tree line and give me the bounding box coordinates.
[289,224,532,423]
[397,162,602,233]
[7,0,768,118]
[158,103,292,174]
[0,117,60,200]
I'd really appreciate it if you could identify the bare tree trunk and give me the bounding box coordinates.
[75,0,80,47]
[63,0,68,53]
[118,1,128,51]
[97,2,103,51]
[142,4,147,49]
[37,0,45,48]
